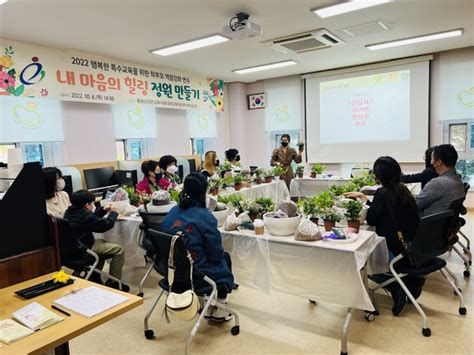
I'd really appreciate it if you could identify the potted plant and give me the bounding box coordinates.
[264,169,273,183]
[233,174,243,191]
[321,208,341,232]
[208,176,222,196]
[168,187,181,203]
[272,166,287,181]
[311,163,326,178]
[222,175,235,191]
[123,186,140,207]
[297,197,319,225]
[218,194,244,214]
[254,197,275,215]
[220,159,233,174]
[343,199,363,232]
[295,165,304,178]
[241,200,262,222]
[254,168,265,185]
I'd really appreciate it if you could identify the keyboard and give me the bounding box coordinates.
[15,279,75,299]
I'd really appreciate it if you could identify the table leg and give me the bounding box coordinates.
[54,342,70,355]
[340,308,353,355]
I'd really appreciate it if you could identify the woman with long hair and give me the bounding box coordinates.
[201,150,219,178]
[345,156,422,316]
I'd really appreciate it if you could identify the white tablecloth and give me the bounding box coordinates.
[289,177,351,198]
[221,180,290,201]
[221,228,388,311]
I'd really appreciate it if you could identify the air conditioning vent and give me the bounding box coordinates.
[263,29,344,54]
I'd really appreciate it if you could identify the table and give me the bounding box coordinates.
[0,273,143,354]
[220,228,388,353]
[289,177,350,198]
[221,180,290,201]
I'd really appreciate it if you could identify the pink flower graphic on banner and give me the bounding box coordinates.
[0,71,15,89]
[40,88,48,97]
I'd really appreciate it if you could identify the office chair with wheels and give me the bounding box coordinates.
[136,210,168,297]
[143,229,240,355]
[371,210,466,337]
[55,217,123,288]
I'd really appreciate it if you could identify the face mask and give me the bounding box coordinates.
[281,142,289,147]
[56,178,66,191]
[215,159,220,166]
[167,165,178,174]
[236,155,240,162]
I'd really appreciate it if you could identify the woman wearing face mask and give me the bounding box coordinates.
[158,155,181,190]
[270,134,303,188]
[136,160,162,195]
[43,167,71,218]
[224,148,241,175]
[201,150,219,178]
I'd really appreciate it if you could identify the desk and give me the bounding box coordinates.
[289,177,350,198]
[220,228,388,353]
[0,273,143,354]
[221,180,290,201]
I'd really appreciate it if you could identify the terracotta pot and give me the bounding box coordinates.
[264,177,272,183]
[210,187,219,196]
[256,178,262,185]
[248,213,258,222]
[310,217,319,225]
[347,220,360,233]
[310,172,317,178]
[324,219,335,232]
[234,183,242,191]
[297,173,303,178]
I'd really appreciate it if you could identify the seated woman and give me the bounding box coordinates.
[136,160,161,194]
[43,167,71,218]
[201,150,219,178]
[222,148,241,177]
[158,155,181,190]
[160,173,234,322]
[401,147,438,189]
[345,156,422,316]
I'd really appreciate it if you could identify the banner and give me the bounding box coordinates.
[186,110,217,138]
[0,39,224,112]
[112,104,158,139]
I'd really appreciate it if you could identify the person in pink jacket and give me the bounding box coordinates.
[136,160,161,195]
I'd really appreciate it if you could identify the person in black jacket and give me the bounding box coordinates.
[400,147,438,189]
[345,156,422,316]
[64,190,129,292]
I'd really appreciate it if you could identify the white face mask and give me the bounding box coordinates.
[56,178,66,191]
[167,165,178,174]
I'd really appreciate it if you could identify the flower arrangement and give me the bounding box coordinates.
[123,185,140,206]
[254,197,275,214]
[272,166,287,177]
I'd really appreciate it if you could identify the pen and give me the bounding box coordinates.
[51,305,71,317]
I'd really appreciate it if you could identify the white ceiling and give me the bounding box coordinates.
[0,0,473,83]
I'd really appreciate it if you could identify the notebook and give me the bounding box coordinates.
[0,319,34,344]
[53,286,129,318]
[12,302,63,331]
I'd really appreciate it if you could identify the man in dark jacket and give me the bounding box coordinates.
[401,147,438,189]
[64,190,129,292]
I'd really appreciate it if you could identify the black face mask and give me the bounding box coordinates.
[215,159,220,166]
[236,155,240,162]
[281,142,289,147]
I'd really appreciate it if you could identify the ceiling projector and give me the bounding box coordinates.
[223,12,262,39]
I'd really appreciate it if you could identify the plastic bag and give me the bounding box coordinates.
[276,200,297,217]
[294,218,321,241]
[105,188,129,202]
[151,190,171,205]
[206,196,218,212]
[224,211,240,231]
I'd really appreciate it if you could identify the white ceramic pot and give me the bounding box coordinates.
[212,207,230,227]
[263,212,302,236]
[146,201,177,214]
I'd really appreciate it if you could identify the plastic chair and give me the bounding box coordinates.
[143,229,240,355]
[136,210,169,297]
[371,210,466,337]
[55,217,123,288]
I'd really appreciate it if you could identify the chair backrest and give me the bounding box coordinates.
[407,210,453,267]
[147,229,192,291]
[138,210,168,231]
[55,217,86,259]
[463,182,470,195]
[447,197,466,236]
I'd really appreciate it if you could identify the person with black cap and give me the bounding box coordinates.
[160,173,234,322]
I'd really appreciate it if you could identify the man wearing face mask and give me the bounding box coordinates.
[43,167,71,218]
[415,144,465,217]
[64,190,130,292]
[270,134,303,188]
[158,155,181,190]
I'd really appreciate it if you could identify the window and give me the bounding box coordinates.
[116,140,126,161]
[21,143,45,167]
[127,139,143,160]
[190,138,218,161]
[449,124,467,152]
[0,144,17,164]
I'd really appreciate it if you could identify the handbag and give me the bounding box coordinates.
[165,232,199,321]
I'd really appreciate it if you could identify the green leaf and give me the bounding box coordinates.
[14,85,24,96]
[7,69,15,77]
[6,86,15,94]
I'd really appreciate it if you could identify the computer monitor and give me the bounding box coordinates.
[187,159,197,173]
[84,167,118,192]
[115,169,138,187]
